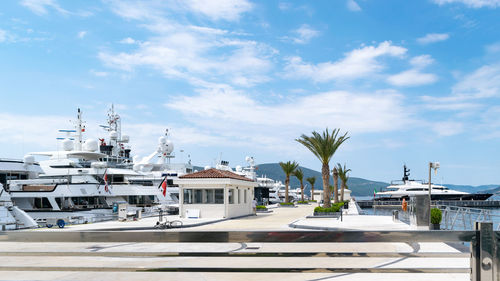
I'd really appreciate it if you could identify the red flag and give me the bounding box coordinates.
[104,172,109,193]
[161,177,167,197]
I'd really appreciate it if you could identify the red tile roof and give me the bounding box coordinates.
[179,168,254,182]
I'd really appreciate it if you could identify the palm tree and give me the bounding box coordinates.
[306,177,316,201]
[293,168,305,202]
[337,163,351,202]
[279,161,299,203]
[296,128,349,207]
[332,166,339,203]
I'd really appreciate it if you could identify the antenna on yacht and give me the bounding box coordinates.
[402,165,410,182]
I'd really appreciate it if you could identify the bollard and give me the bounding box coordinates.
[471,222,498,281]
[392,210,399,222]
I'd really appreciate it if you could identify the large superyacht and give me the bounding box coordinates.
[6,108,183,225]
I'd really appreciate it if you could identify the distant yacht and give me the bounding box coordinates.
[375,165,493,201]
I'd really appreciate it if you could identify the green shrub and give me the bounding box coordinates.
[280,202,294,206]
[297,201,308,204]
[256,205,267,210]
[314,202,344,213]
[430,208,442,224]
[309,200,317,202]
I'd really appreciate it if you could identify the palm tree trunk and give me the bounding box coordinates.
[321,164,330,207]
[301,183,304,202]
[311,185,314,201]
[333,167,339,203]
[340,182,345,202]
[285,177,289,203]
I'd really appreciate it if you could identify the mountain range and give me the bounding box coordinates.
[195,163,499,197]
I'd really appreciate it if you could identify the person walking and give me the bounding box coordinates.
[252,198,257,215]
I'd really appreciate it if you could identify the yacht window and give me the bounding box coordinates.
[110,175,125,183]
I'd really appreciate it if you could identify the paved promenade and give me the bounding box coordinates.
[0,200,470,280]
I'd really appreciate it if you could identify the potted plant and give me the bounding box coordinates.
[256,205,268,212]
[313,202,344,217]
[430,208,442,230]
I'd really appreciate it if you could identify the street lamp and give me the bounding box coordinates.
[428,161,440,226]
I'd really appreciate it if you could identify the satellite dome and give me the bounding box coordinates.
[23,155,35,165]
[109,131,118,140]
[245,156,250,162]
[62,139,74,151]
[204,166,211,170]
[164,139,174,154]
[158,136,167,144]
[83,139,98,152]
[235,165,242,172]
[121,135,130,143]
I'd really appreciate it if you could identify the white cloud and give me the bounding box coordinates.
[283,41,407,83]
[417,33,450,44]
[21,0,69,16]
[166,86,413,152]
[421,63,500,112]
[77,31,87,39]
[182,0,253,21]
[432,121,464,136]
[387,70,438,87]
[452,64,500,99]
[387,55,438,87]
[90,69,109,77]
[346,0,362,11]
[119,37,137,44]
[0,29,6,42]
[432,0,500,8]
[100,29,274,87]
[289,24,319,44]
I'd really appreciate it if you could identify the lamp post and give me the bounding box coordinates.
[428,161,440,226]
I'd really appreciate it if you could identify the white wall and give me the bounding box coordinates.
[182,204,224,218]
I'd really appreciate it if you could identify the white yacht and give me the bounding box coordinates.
[7,108,175,225]
[0,158,40,230]
[375,165,492,201]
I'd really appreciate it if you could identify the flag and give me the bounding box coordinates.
[161,176,167,197]
[104,172,109,193]
[373,188,377,198]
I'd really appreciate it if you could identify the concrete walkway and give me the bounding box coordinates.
[0,202,470,280]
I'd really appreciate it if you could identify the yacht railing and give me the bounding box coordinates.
[0,223,498,280]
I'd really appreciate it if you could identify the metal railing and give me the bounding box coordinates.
[437,205,500,231]
[0,223,498,280]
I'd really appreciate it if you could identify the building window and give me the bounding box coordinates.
[204,189,214,203]
[183,189,193,204]
[228,189,234,204]
[244,189,247,203]
[215,189,224,204]
[194,189,203,204]
[184,188,223,204]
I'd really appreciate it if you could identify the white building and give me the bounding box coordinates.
[177,168,256,219]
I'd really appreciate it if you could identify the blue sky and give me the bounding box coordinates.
[1,0,500,185]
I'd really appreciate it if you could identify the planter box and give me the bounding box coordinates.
[296,203,310,205]
[430,223,441,230]
[279,204,296,208]
[313,212,341,218]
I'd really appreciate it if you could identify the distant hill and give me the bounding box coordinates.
[254,163,387,197]
[192,163,499,198]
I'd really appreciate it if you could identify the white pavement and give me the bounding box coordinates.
[0,200,469,280]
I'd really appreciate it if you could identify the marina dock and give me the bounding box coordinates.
[0,202,476,281]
